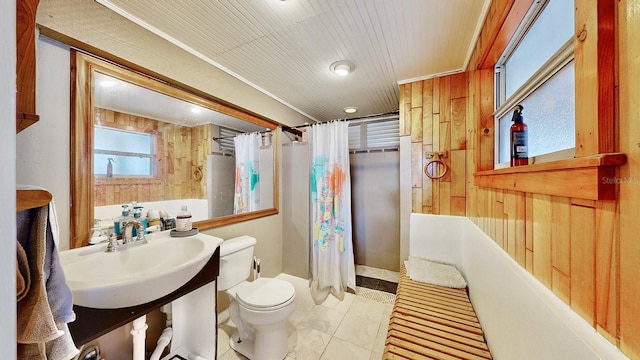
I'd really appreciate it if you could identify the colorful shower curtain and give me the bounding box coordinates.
[309,121,356,304]
[233,132,260,214]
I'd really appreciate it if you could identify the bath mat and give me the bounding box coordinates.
[405,256,467,289]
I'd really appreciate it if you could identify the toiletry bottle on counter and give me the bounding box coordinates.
[114,204,131,236]
[132,205,149,235]
[176,205,192,232]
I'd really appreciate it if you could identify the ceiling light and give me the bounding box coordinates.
[330,61,354,76]
[190,107,202,114]
[344,107,358,114]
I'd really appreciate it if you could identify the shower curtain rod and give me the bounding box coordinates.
[212,128,273,142]
[289,110,400,129]
[213,110,398,141]
[212,126,302,141]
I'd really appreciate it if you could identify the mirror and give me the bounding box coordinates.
[71,51,279,248]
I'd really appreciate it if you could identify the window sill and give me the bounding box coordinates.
[474,153,626,200]
[95,177,161,186]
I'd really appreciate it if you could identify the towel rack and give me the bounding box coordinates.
[16,189,52,212]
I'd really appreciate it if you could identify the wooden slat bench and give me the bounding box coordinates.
[383,265,492,360]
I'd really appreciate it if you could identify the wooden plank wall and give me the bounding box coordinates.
[94,108,209,206]
[401,73,468,216]
[402,76,624,356]
[617,0,640,358]
[401,1,640,358]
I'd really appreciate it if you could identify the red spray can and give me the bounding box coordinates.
[107,158,114,178]
[510,105,528,167]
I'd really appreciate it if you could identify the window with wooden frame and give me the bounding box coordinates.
[474,0,623,201]
[93,126,156,177]
[494,0,575,167]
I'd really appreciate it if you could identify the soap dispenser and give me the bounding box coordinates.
[114,205,131,236]
[132,205,149,235]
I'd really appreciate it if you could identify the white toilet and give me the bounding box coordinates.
[218,235,296,360]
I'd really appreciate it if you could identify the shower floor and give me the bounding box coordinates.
[354,265,399,305]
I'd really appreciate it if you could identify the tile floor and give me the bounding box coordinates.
[217,266,400,360]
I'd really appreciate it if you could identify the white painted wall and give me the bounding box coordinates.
[409,214,628,360]
[1,1,17,357]
[281,141,310,278]
[16,36,71,249]
[398,136,412,269]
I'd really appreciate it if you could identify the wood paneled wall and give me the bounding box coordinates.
[402,0,640,358]
[401,73,469,216]
[94,108,209,206]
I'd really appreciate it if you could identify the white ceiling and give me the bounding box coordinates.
[94,72,265,132]
[95,0,490,123]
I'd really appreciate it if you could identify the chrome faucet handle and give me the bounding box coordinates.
[121,221,137,244]
[135,223,147,243]
[105,233,119,252]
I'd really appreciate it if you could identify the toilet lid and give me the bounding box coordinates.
[236,278,295,309]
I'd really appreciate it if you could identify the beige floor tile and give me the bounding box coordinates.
[299,305,346,335]
[320,291,355,313]
[319,337,371,360]
[287,325,332,360]
[217,322,235,357]
[371,322,388,355]
[333,312,380,350]
[218,347,248,360]
[347,296,386,323]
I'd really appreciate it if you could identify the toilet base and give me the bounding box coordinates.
[229,323,289,360]
[229,330,254,359]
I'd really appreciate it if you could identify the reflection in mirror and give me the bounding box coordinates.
[72,51,279,248]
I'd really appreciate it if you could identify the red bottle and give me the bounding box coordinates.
[107,158,114,177]
[510,105,528,167]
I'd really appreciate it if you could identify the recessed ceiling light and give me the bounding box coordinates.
[344,107,358,114]
[330,61,355,76]
[190,107,202,114]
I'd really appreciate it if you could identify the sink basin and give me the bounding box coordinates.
[60,231,223,309]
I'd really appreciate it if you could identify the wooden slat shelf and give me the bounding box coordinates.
[383,266,492,360]
[474,153,626,200]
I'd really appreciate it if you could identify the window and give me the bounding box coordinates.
[94,126,154,176]
[348,117,400,151]
[494,0,575,166]
[218,127,242,154]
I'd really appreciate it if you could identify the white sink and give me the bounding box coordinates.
[60,231,223,309]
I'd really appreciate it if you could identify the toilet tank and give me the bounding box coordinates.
[217,235,257,291]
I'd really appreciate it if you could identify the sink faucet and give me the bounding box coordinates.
[104,221,148,253]
[122,220,148,245]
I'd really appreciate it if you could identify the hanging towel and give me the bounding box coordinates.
[16,193,79,360]
[405,256,467,289]
[16,206,63,345]
[17,241,30,302]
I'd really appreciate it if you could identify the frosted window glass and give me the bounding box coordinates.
[504,0,574,98]
[94,153,151,176]
[499,61,575,163]
[94,126,153,175]
[95,127,152,154]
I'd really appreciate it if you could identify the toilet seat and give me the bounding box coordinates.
[235,278,295,311]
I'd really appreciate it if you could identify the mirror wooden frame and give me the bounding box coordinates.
[71,50,279,248]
